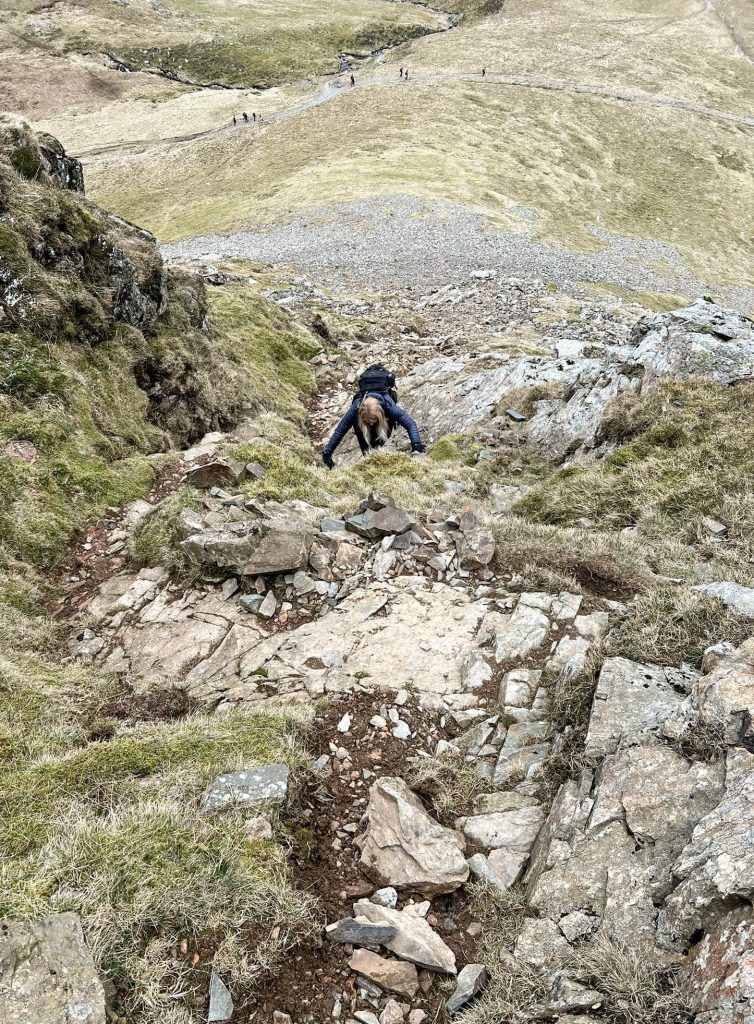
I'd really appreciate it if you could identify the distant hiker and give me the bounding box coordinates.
[399,67,403,78]
[253,112,257,121]
[322,365,424,468]
[233,115,237,125]
[482,67,486,77]
[405,68,409,80]
[350,73,355,86]
[243,112,249,122]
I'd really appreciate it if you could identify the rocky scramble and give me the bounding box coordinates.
[31,274,753,1024]
[4,124,754,1024]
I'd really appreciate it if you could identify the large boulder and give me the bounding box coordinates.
[0,913,105,1024]
[181,521,314,576]
[357,777,469,895]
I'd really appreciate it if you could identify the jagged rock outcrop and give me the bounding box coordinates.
[401,299,754,462]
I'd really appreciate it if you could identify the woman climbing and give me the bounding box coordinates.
[322,364,425,469]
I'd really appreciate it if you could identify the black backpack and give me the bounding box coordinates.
[355,364,398,403]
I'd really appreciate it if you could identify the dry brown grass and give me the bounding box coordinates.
[565,933,691,1024]
[408,749,487,823]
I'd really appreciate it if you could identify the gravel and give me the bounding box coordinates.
[162,194,754,310]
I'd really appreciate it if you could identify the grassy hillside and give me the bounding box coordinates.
[75,0,754,293]
[0,120,320,1023]
[0,0,447,113]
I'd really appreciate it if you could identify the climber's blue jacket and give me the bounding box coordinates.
[323,392,424,462]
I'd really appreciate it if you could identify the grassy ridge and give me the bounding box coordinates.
[0,121,321,1022]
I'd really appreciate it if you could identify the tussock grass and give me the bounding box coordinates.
[2,800,318,1022]
[0,708,314,1021]
[0,708,308,858]
[131,486,202,571]
[565,934,690,1024]
[517,381,754,581]
[606,586,752,668]
[408,749,487,823]
[491,515,659,599]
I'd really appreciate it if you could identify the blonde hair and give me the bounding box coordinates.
[358,397,389,448]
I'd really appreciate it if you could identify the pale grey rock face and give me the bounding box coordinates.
[631,299,754,385]
[514,918,568,967]
[499,668,542,708]
[0,913,105,1024]
[584,657,688,757]
[586,746,724,857]
[202,764,289,811]
[662,751,754,947]
[208,972,234,1022]
[401,352,585,440]
[679,905,754,1024]
[495,602,550,663]
[446,964,488,1013]
[404,300,754,465]
[189,577,490,702]
[357,777,468,895]
[88,574,493,706]
[353,900,457,973]
[693,581,754,618]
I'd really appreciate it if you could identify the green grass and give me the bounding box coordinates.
[0,709,307,858]
[226,413,474,516]
[0,121,324,1023]
[515,380,754,578]
[1,0,447,92]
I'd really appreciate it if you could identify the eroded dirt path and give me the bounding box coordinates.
[78,66,754,162]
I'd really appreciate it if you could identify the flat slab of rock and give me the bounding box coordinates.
[584,657,687,757]
[326,918,397,946]
[457,805,544,852]
[354,900,457,973]
[349,949,419,998]
[447,964,489,1013]
[495,601,550,663]
[358,777,469,895]
[202,764,289,811]
[0,913,105,1024]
